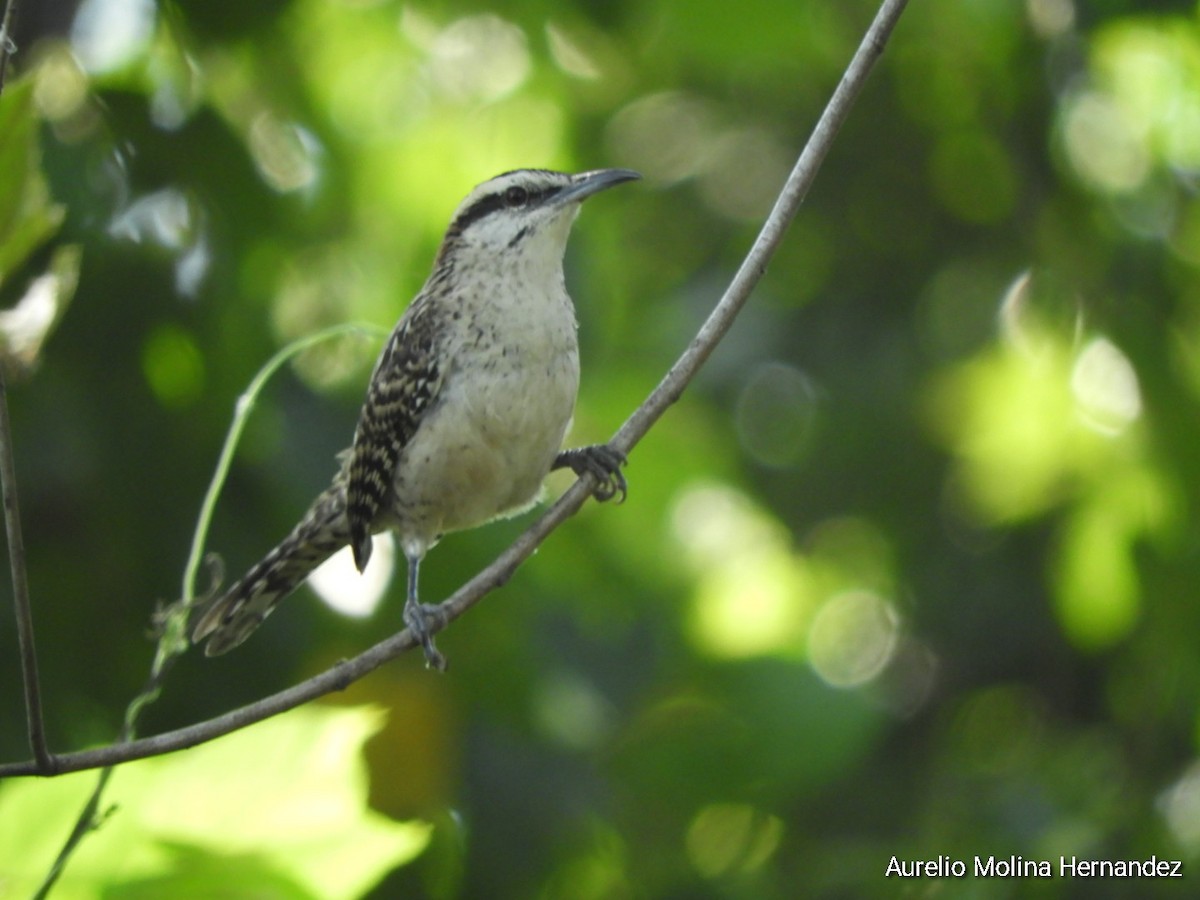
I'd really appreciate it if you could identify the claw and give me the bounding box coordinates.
[404,601,449,671]
[553,444,628,503]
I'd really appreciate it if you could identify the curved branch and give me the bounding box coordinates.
[0,0,909,780]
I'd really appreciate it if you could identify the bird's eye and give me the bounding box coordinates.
[503,186,529,207]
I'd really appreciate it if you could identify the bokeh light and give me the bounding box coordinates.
[70,0,156,74]
[308,532,396,619]
[1070,336,1141,436]
[807,590,899,689]
[1160,761,1200,854]
[685,803,784,879]
[672,483,814,659]
[734,360,820,469]
[141,323,205,408]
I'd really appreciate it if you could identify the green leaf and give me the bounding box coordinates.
[0,705,431,899]
[0,77,65,290]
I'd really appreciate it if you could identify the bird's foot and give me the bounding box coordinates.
[554,444,628,503]
[404,600,449,672]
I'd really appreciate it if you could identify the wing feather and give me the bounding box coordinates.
[346,296,446,570]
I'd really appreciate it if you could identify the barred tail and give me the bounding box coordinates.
[192,483,351,657]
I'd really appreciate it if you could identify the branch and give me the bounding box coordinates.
[0,0,17,95]
[611,1,904,451]
[2,487,585,776]
[0,0,910,780]
[0,367,50,770]
[0,0,51,773]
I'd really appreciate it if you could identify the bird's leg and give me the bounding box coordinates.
[553,444,628,503]
[404,553,448,671]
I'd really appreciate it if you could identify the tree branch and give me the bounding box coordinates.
[0,367,51,771]
[609,0,905,453]
[0,0,52,773]
[0,0,910,780]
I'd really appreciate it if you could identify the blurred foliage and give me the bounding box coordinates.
[0,705,429,897]
[2,0,1200,897]
[0,78,77,376]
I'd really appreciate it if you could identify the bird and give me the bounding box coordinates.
[191,167,639,669]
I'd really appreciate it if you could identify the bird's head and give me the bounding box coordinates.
[437,168,640,266]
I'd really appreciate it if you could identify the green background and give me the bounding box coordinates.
[3,0,1200,896]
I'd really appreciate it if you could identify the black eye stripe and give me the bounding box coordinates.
[450,184,559,234]
[452,194,506,233]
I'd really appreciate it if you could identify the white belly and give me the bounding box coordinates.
[388,345,579,552]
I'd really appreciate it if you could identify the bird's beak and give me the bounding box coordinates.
[554,168,641,206]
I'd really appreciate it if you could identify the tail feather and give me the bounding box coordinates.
[192,483,351,656]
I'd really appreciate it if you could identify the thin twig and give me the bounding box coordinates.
[0,368,51,771]
[29,327,382,896]
[0,0,18,94]
[0,0,910,780]
[0,0,44,775]
[31,623,183,898]
[181,323,386,605]
[31,765,116,898]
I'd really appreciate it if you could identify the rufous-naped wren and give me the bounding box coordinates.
[192,168,639,669]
